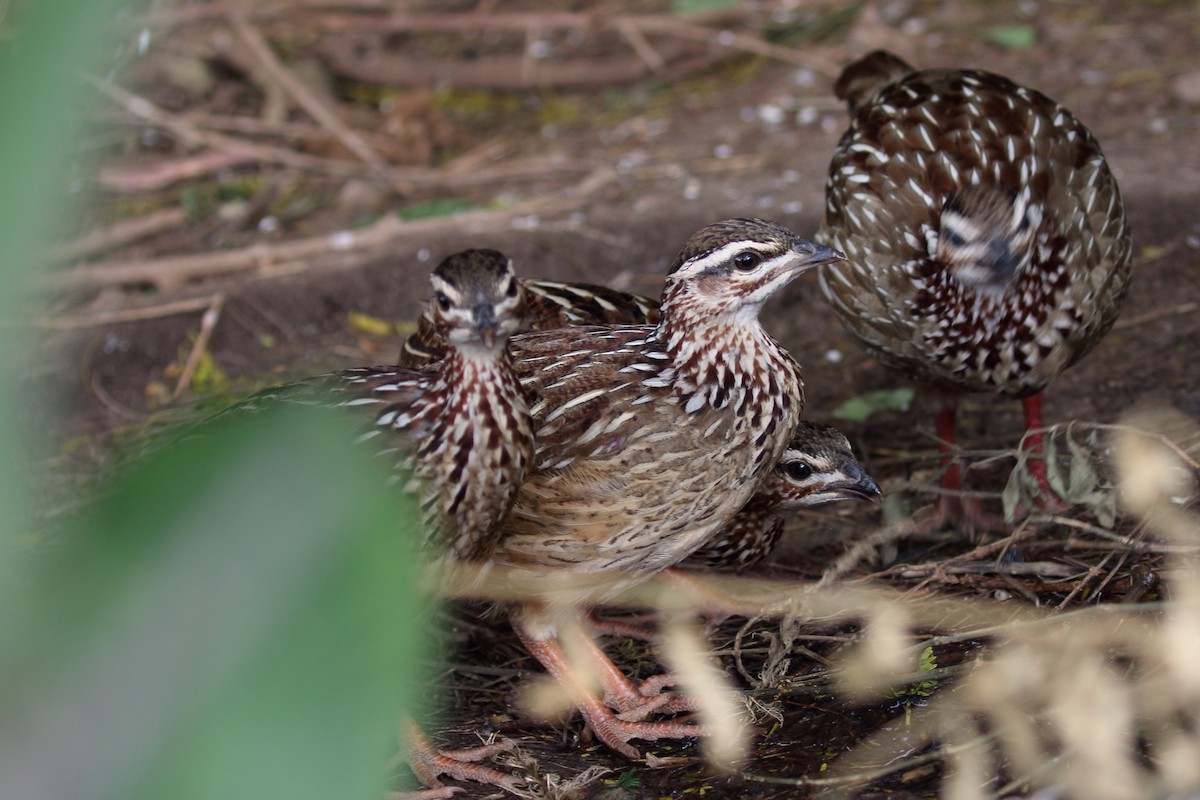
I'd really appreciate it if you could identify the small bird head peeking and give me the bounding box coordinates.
[429,249,527,354]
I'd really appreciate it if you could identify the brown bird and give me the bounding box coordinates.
[401,280,880,570]
[487,218,843,757]
[222,250,535,795]
[684,421,880,569]
[400,278,658,368]
[818,51,1131,527]
[242,249,534,567]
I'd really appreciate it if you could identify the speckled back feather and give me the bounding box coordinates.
[495,219,844,582]
[221,250,534,566]
[818,51,1132,398]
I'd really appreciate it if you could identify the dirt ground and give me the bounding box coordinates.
[35,1,1200,797]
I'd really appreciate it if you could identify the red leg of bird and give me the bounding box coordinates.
[931,406,1005,532]
[1021,394,1068,511]
[565,620,697,719]
[511,621,707,758]
[397,719,520,798]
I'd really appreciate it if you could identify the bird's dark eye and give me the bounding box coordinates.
[505,279,519,298]
[436,292,452,311]
[943,229,967,248]
[732,250,763,271]
[784,461,813,481]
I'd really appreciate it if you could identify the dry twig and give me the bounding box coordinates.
[49,207,189,264]
[171,293,225,401]
[227,10,387,171]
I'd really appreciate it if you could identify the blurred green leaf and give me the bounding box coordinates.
[398,197,473,220]
[671,0,742,14]
[831,388,916,423]
[977,24,1037,51]
[1,409,429,800]
[1,4,431,800]
[764,4,863,45]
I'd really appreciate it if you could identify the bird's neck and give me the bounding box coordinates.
[655,303,803,416]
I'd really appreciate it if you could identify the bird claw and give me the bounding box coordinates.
[585,713,710,760]
[403,728,522,798]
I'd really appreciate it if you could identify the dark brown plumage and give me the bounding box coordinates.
[400,278,657,368]
[498,219,843,577]
[684,421,880,569]
[235,249,533,567]
[402,280,881,570]
[818,51,1131,522]
[486,218,843,757]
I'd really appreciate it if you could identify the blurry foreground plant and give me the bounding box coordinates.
[0,3,430,799]
[1,410,431,800]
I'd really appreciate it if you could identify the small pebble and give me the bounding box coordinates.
[1171,70,1200,105]
[796,106,820,126]
[713,143,734,159]
[758,103,785,125]
[791,68,816,87]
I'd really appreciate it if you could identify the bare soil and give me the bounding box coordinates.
[35,1,1200,797]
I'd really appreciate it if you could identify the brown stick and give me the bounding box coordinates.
[171,293,225,401]
[49,207,190,264]
[97,151,258,193]
[93,78,596,192]
[1113,302,1199,330]
[45,167,618,291]
[32,295,224,330]
[84,73,366,178]
[227,10,388,171]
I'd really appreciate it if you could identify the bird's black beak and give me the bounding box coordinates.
[474,304,498,348]
[839,472,882,502]
[791,239,846,272]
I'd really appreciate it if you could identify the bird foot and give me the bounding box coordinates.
[610,675,699,720]
[584,707,710,759]
[401,724,521,798]
[514,617,707,758]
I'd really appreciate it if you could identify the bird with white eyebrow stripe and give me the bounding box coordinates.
[817,50,1132,530]
[487,217,844,759]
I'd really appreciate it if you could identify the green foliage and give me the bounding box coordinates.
[615,767,643,788]
[913,646,939,697]
[398,197,474,220]
[831,388,916,423]
[672,0,742,14]
[764,4,863,44]
[1,409,430,800]
[976,24,1037,50]
[0,5,430,799]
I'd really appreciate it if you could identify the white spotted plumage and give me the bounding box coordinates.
[496,219,844,583]
[818,51,1131,398]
